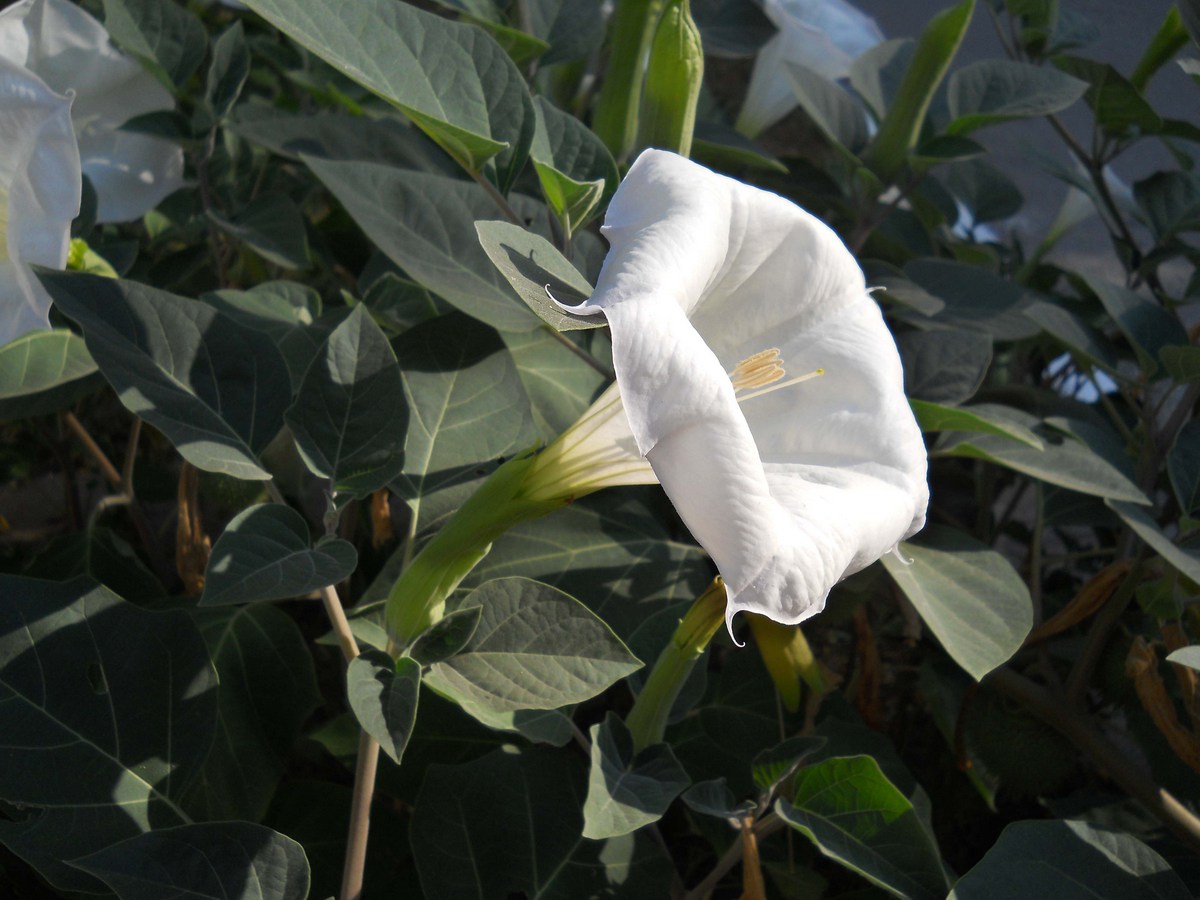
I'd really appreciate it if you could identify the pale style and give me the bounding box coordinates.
[737,0,882,137]
[0,55,80,345]
[0,0,184,223]
[553,149,928,635]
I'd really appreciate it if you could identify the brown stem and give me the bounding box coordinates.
[990,667,1200,853]
[341,732,380,900]
[471,169,524,225]
[64,412,121,486]
[1065,554,1144,705]
[683,813,786,900]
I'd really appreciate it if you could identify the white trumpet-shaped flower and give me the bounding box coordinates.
[0,0,184,223]
[548,149,928,635]
[0,55,80,345]
[737,0,882,137]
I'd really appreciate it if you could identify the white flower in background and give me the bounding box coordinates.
[0,56,80,345]
[542,149,928,634]
[0,0,184,223]
[737,0,883,138]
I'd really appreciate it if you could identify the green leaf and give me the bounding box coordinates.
[1133,170,1200,241]
[531,96,619,233]
[210,194,310,270]
[866,0,974,178]
[475,220,599,331]
[691,0,774,57]
[393,313,535,533]
[182,605,320,822]
[946,59,1087,132]
[425,577,642,713]
[582,713,690,839]
[681,778,756,818]
[70,823,310,900]
[0,577,217,892]
[1160,345,1200,382]
[1167,646,1200,671]
[285,306,407,496]
[903,259,1038,340]
[1083,275,1188,375]
[786,64,870,156]
[1107,500,1200,584]
[241,0,534,184]
[101,0,206,89]
[1024,299,1120,374]
[752,735,827,791]
[943,158,1025,224]
[948,819,1190,899]
[24,528,163,603]
[409,605,483,665]
[44,272,291,480]
[306,158,540,332]
[0,329,101,420]
[897,328,992,404]
[778,755,949,900]
[205,21,250,119]
[348,651,421,765]
[882,527,1032,680]
[501,326,608,434]
[937,409,1149,503]
[911,400,1043,448]
[1169,421,1200,516]
[1052,55,1163,136]
[1181,0,1200,45]
[200,504,358,606]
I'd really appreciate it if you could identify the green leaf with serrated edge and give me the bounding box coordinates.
[948,819,1190,900]
[205,21,249,119]
[531,96,619,232]
[946,59,1086,133]
[1084,274,1188,375]
[210,194,309,270]
[777,756,949,900]
[582,713,690,839]
[476,220,600,332]
[1167,646,1200,671]
[0,577,217,893]
[897,328,991,405]
[43,272,291,480]
[392,313,535,535]
[306,158,541,332]
[882,527,1032,681]
[409,605,483,666]
[1160,346,1200,383]
[1107,500,1200,584]
[285,306,406,497]
[200,505,357,606]
[786,64,870,156]
[411,747,676,899]
[911,400,1043,448]
[348,652,420,765]
[1024,299,1120,374]
[241,0,534,185]
[752,735,827,791]
[0,329,101,420]
[69,823,310,900]
[101,0,206,89]
[936,409,1149,504]
[425,577,641,713]
[681,779,756,819]
[1169,421,1200,517]
[181,605,319,823]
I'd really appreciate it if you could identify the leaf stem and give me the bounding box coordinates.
[683,813,785,900]
[471,169,524,225]
[545,326,616,381]
[64,411,121,486]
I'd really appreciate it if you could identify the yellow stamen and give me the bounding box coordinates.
[729,348,785,391]
[736,367,825,402]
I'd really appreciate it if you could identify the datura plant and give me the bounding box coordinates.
[2,0,1200,898]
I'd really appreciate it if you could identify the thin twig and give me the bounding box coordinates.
[121,418,142,494]
[64,412,121,486]
[990,667,1200,853]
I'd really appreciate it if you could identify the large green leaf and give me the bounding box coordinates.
[286,305,407,497]
[1083,275,1188,376]
[306,159,540,332]
[787,64,871,155]
[904,259,1038,340]
[0,329,102,420]
[1052,55,1163,136]
[102,0,206,89]
[348,652,421,765]
[582,713,690,839]
[882,527,1032,680]
[896,326,991,405]
[1108,500,1200,584]
[501,326,608,435]
[182,605,320,822]
[200,504,358,606]
[242,0,534,185]
[393,313,535,534]
[0,577,217,891]
[531,96,618,233]
[210,194,310,270]
[911,400,1043,448]
[411,747,673,900]
[949,819,1190,899]
[204,21,250,120]
[778,755,949,900]
[71,822,311,900]
[44,272,291,480]
[424,577,642,714]
[946,59,1087,132]
[1024,299,1120,374]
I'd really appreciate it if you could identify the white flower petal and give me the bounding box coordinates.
[573,149,927,631]
[0,0,184,223]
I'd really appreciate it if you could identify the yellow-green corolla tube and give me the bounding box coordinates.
[637,0,704,158]
[592,0,666,160]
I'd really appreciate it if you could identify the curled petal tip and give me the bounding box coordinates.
[725,605,745,647]
[889,544,914,566]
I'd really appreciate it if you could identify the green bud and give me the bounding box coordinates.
[637,0,704,158]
